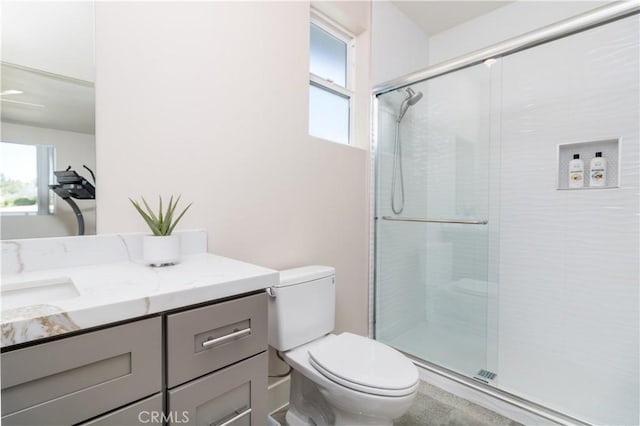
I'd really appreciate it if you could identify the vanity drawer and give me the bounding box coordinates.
[80,393,163,425]
[1,317,161,426]
[168,351,267,426]
[167,292,267,387]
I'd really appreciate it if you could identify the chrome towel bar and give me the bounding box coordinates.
[381,216,488,225]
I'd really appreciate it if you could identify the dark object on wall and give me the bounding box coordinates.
[49,165,95,235]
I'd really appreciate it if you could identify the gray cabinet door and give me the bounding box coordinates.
[167,292,267,387]
[1,317,162,426]
[80,393,163,425]
[168,352,268,426]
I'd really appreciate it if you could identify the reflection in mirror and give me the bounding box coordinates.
[1,1,95,239]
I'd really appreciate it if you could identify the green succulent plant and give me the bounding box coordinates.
[129,195,192,236]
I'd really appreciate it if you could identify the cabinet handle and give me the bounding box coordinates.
[202,327,251,349]
[212,407,252,426]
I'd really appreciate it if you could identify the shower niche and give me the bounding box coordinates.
[557,138,619,190]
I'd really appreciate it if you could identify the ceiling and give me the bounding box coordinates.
[1,1,95,135]
[1,64,95,135]
[392,1,513,36]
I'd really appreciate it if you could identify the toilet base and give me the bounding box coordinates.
[285,370,403,426]
[286,370,334,426]
[285,409,309,426]
[286,407,393,426]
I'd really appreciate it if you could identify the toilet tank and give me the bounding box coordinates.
[268,266,335,351]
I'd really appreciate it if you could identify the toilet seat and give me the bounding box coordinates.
[308,333,419,397]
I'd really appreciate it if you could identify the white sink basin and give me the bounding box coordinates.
[1,277,80,310]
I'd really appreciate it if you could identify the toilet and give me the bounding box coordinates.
[268,266,419,425]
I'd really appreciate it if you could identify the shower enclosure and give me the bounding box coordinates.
[373,5,639,425]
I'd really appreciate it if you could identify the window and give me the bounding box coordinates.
[0,142,54,215]
[309,12,355,145]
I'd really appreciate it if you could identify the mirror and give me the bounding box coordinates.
[1,1,96,239]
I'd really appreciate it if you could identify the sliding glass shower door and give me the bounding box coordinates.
[374,12,639,424]
[374,63,495,379]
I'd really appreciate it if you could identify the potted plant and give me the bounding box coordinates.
[130,195,192,266]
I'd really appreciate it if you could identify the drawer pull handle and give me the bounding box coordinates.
[212,407,252,426]
[202,327,251,349]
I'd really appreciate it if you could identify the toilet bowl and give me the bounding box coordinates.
[268,266,419,425]
[283,333,418,425]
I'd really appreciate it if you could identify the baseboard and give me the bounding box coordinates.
[268,375,290,415]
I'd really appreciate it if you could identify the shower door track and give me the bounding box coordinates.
[406,354,592,426]
[372,0,639,96]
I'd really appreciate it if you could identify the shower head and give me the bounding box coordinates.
[397,87,423,122]
[406,87,423,105]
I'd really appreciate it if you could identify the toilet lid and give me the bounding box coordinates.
[308,333,419,397]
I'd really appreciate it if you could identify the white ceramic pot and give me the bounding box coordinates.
[143,234,180,266]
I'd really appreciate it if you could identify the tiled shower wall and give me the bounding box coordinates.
[497,15,639,425]
[375,93,429,340]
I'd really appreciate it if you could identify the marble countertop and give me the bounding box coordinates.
[1,232,278,348]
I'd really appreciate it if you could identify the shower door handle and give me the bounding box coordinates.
[381,216,488,225]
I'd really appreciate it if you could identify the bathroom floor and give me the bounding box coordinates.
[271,380,522,426]
[395,381,521,426]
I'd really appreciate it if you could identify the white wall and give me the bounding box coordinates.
[1,123,96,239]
[371,0,430,86]
[428,1,608,65]
[95,1,370,336]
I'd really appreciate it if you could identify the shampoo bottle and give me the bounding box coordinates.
[569,154,584,188]
[589,152,607,187]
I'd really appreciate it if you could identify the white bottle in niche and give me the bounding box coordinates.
[590,152,607,187]
[569,154,584,188]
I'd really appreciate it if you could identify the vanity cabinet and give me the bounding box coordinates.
[166,292,268,425]
[1,317,162,426]
[0,291,268,426]
[80,393,164,425]
[168,352,267,426]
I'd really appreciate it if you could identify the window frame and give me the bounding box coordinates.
[309,10,356,145]
[0,141,55,216]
